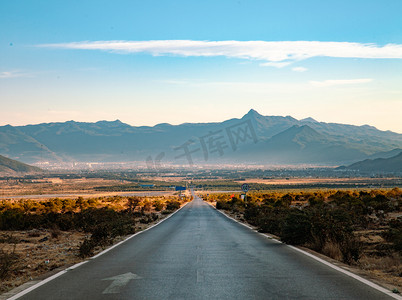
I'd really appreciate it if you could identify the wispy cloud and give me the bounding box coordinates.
[157,79,190,85]
[292,67,308,72]
[38,40,402,67]
[0,70,31,79]
[309,78,373,87]
[156,78,376,92]
[260,61,293,68]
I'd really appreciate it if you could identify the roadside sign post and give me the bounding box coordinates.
[241,183,250,205]
[175,186,186,199]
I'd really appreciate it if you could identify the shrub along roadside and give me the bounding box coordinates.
[210,189,401,265]
[0,196,189,258]
[247,201,363,264]
[384,219,402,254]
[0,246,19,280]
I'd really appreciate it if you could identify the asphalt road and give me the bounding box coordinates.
[17,195,394,299]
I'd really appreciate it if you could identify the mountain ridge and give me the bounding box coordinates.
[0,109,401,165]
[0,154,43,175]
[340,151,402,173]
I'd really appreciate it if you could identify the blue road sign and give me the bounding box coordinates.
[241,183,250,193]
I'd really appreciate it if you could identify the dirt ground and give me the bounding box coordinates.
[0,178,176,200]
[0,178,127,197]
[0,229,86,293]
[141,176,187,182]
[355,229,402,290]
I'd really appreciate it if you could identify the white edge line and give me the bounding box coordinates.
[287,245,401,299]
[8,201,191,300]
[66,261,88,270]
[206,200,401,299]
[91,201,190,259]
[7,270,68,300]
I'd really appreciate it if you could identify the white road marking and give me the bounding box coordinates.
[287,245,402,299]
[65,260,88,270]
[102,272,142,294]
[7,270,68,300]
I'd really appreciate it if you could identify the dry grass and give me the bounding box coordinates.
[0,178,127,197]
[358,254,402,288]
[321,240,343,261]
[0,230,86,293]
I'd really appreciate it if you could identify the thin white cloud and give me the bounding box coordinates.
[0,71,30,79]
[292,67,308,72]
[158,79,190,85]
[309,78,373,87]
[260,61,293,68]
[39,40,402,66]
[155,78,376,92]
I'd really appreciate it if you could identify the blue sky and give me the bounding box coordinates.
[1,0,402,132]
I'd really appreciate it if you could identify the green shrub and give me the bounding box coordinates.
[216,200,230,210]
[255,206,287,236]
[79,238,95,258]
[384,219,402,254]
[0,246,19,279]
[281,209,312,245]
[153,200,164,211]
[0,209,25,230]
[244,203,260,225]
[91,224,112,246]
[339,237,362,264]
[166,200,180,211]
[308,207,361,264]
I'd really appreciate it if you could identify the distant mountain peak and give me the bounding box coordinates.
[96,119,123,124]
[244,109,263,119]
[94,119,130,128]
[155,123,172,127]
[300,117,318,123]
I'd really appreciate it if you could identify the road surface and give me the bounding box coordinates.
[16,195,394,299]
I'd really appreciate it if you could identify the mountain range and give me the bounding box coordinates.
[0,109,401,166]
[0,154,42,175]
[339,151,402,173]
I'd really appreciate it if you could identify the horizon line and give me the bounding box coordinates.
[0,110,400,134]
